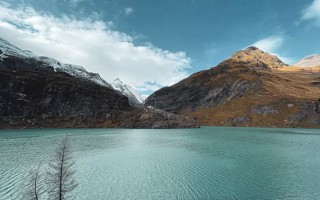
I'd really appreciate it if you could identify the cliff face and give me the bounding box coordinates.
[0,42,198,129]
[145,47,320,128]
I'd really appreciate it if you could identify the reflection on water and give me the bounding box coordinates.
[1,127,320,200]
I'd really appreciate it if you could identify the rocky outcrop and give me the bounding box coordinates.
[230,115,251,125]
[284,102,320,126]
[251,105,278,116]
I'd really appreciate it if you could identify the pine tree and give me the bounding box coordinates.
[46,135,78,200]
[21,164,45,200]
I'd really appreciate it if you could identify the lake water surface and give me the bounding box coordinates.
[1,127,320,200]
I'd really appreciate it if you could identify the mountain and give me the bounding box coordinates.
[111,78,145,107]
[145,46,320,128]
[294,54,320,68]
[0,38,112,88]
[0,38,198,128]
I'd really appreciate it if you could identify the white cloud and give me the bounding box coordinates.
[0,4,191,95]
[301,0,320,26]
[124,7,134,16]
[252,36,283,53]
[251,35,293,64]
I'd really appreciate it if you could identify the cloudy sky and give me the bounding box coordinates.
[0,0,319,95]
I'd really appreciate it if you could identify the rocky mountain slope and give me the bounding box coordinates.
[0,38,198,128]
[111,78,145,107]
[145,47,320,128]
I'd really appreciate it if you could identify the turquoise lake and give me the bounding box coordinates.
[1,127,320,200]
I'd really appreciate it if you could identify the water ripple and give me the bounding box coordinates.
[1,127,320,200]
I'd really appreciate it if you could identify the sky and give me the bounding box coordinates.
[0,0,319,96]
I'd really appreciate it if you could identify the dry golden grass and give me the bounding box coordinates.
[278,65,320,73]
[188,94,313,128]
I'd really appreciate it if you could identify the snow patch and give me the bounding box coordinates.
[39,57,112,88]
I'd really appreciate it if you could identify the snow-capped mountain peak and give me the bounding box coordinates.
[111,78,145,106]
[294,54,320,67]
